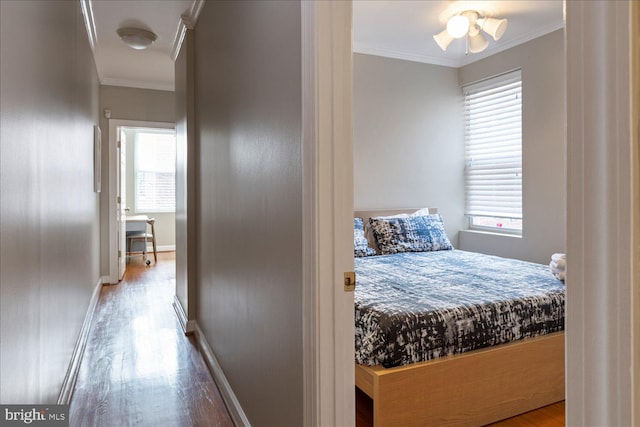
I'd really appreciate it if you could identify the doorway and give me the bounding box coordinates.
[107,119,175,283]
[348,2,640,425]
[118,126,176,278]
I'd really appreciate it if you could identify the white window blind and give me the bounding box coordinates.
[464,70,522,232]
[135,131,176,213]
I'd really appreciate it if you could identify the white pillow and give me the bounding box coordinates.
[411,207,434,216]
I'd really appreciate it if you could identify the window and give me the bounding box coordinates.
[464,70,522,234]
[135,130,176,212]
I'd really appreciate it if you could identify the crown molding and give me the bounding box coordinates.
[170,0,205,62]
[170,20,188,62]
[101,78,174,92]
[80,0,105,82]
[458,21,565,67]
[184,0,206,28]
[353,43,459,68]
[354,20,565,69]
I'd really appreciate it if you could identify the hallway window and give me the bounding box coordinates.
[135,131,176,212]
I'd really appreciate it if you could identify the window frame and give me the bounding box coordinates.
[463,69,523,235]
[133,129,176,214]
[467,215,523,236]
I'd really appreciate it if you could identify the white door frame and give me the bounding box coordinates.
[302,1,355,425]
[633,1,640,419]
[565,1,638,424]
[106,119,175,284]
[303,1,639,425]
[117,128,127,280]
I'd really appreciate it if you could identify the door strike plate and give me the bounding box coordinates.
[344,271,356,292]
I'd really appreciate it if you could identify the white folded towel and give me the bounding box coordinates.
[549,253,566,282]
[550,258,566,271]
[549,262,561,273]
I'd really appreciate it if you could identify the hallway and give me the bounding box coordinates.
[69,252,233,427]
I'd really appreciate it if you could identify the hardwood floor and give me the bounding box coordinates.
[69,252,233,427]
[488,401,565,427]
[355,387,565,427]
[71,250,564,426]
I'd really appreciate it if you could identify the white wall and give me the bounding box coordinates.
[458,30,566,264]
[194,1,303,425]
[0,0,100,403]
[353,53,466,245]
[99,86,175,275]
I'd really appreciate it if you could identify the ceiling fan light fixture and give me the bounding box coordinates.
[446,15,470,39]
[117,27,157,50]
[468,30,489,53]
[477,17,508,41]
[433,10,508,54]
[433,29,454,51]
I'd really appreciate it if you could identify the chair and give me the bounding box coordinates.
[127,217,157,265]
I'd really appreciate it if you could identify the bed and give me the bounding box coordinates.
[354,209,565,427]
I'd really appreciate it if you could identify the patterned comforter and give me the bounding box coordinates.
[354,250,565,368]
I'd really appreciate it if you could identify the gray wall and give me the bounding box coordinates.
[99,86,175,275]
[174,30,196,318]
[458,30,566,264]
[0,0,100,403]
[354,53,466,245]
[353,30,565,264]
[194,1,303,425]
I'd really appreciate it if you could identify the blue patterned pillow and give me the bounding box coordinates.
[369,214,453,255]
[354,218,376,257]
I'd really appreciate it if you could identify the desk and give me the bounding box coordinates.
[126,215,150,233]
[126,215,150,254]
[125,215,157,264]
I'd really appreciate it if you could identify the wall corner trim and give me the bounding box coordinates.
[57,278,103,404]
[193,323,251,427]
[172,296,195,335]
[101,275,115,285]
[566,1,636,424]
[170,0,205,62]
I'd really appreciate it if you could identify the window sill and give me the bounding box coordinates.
[134,210,176,214]
[459,229,522,239]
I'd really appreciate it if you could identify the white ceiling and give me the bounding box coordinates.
[86,0,197,91]
[353,0,564,68]
[85,0,564,92]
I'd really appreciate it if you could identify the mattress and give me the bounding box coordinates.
[354,250,565,368]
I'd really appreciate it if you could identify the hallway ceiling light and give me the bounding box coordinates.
[433,10,507,54]
[116,27,157,50]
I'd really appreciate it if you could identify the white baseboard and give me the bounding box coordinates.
[194,322,251,427]
[101,275,117,285]
[58,278,103,404]
[172,295,195,335]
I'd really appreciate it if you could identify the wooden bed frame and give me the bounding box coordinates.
[354,209,565,426]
